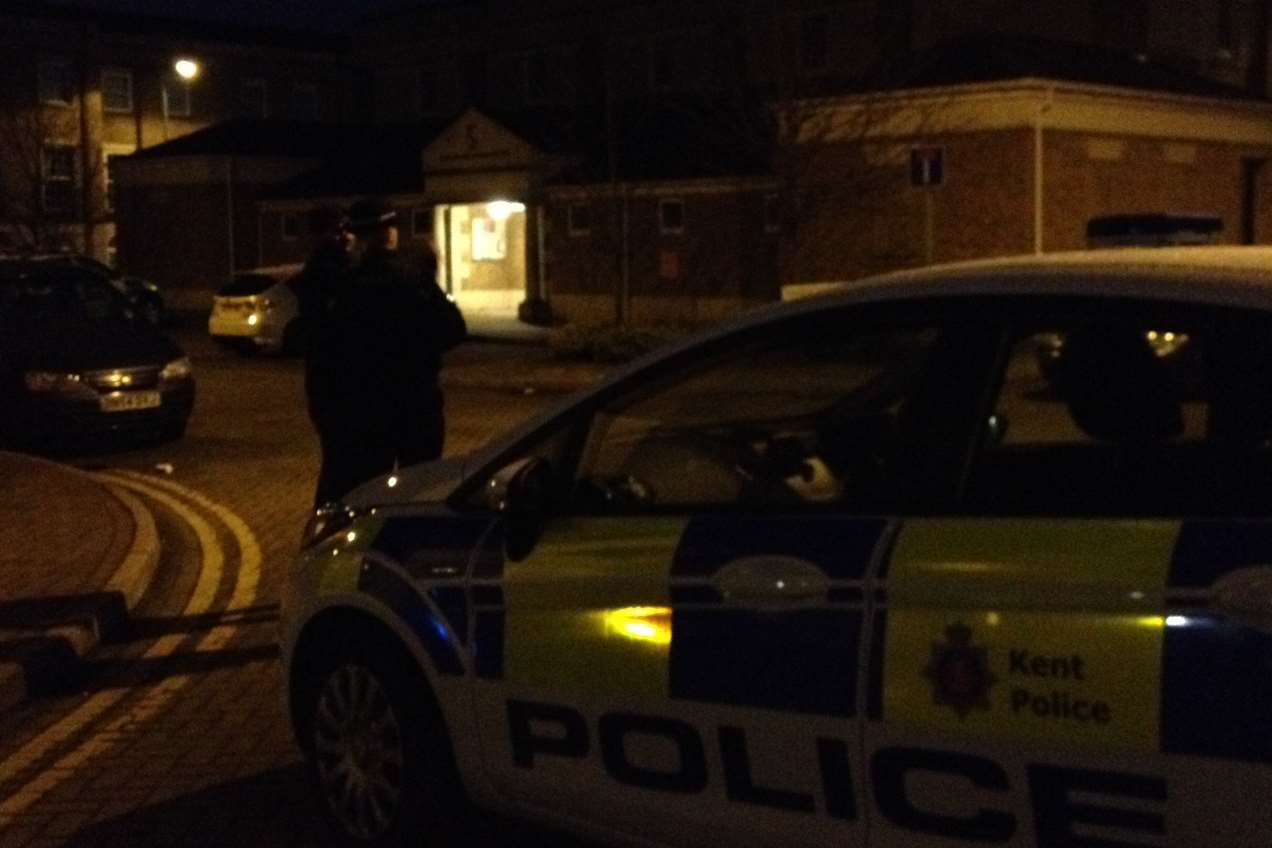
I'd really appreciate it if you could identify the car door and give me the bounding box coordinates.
[866,297,1272,848]
[464,301,1002,846]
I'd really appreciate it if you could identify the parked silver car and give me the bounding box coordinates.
[208,264,302,355]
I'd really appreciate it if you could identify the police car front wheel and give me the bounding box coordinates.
[300,644,464,846]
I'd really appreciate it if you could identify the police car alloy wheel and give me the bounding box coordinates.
[313,663,405,840]
[300,641,464,846]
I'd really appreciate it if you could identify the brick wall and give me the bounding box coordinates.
[1044,130,1272,249]
[545,186,779,324]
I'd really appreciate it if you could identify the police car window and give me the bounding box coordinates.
[573,325,941,511]
[966,313,1272,516]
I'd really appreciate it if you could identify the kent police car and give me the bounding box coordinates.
[282,248,1272,847]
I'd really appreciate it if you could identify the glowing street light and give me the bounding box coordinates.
[486,200,525,221]
[173,58,201,81]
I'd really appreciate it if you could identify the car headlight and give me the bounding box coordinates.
[301,502,358,551]
[24,371,82,392]
[160,357,192,382]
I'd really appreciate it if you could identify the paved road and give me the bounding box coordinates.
[0,327,564,847]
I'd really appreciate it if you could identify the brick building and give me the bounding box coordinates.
[104,0,1272,323]
[0,1,354,268]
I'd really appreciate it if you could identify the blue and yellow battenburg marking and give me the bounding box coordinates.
[313,508,1272,765]
[880,518,1272,764]
[307,512,491,676]
[487,514,885,716]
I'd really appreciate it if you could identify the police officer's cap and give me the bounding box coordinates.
[346,198,398,234]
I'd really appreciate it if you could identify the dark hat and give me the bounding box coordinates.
[346,197,398,234]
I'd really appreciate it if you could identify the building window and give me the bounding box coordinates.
[292,83,319,120]
[241,78,268,117]
[282,213,301,241]
[102,148,133,213]
[420,67,440,115]
[799,12,830,73]
[42,145,76,214]
[101,68,133,113]
[39,59,75,106]
[567,202,591,237]
[411,207,432,239]
[163,80,192,118]
[522,52,551,104]
[763,193,780,234]
[1217,0,1235,55]
[658,198,684,235]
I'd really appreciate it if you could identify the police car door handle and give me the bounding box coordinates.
[1212,566,1272,632]
[711,556,830,605]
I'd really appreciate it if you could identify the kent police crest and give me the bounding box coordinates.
[924,622,996,718]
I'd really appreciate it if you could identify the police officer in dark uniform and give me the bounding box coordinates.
[294,206,355,507]
[310,198,465,505]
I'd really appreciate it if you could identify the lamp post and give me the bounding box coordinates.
[162,57,201,141]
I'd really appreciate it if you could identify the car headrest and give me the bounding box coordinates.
[1058,326,1183,444]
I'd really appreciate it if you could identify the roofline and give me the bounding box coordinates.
[798,77,1272,146]
[6,1,346,52]
[803,76,1272,115]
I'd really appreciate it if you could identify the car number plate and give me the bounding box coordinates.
[100,391,161,413]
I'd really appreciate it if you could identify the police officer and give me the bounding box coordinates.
[310,198,465,505]
[295,206,354,507]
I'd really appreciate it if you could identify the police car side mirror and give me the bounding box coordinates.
[986,413,1009,445]
[486,457,553,561]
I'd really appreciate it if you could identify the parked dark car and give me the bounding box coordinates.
[43,253,167,327]
[0,258,194,450]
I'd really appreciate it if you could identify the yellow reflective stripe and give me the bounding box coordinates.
[883,518,1179,752]
[502,517,686,699]
[314,514,387,595]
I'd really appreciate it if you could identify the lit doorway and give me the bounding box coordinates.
[434,201,526,314]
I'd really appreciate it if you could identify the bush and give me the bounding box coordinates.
[548,322,690,363]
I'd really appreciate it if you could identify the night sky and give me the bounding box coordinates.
[39,0,427,32]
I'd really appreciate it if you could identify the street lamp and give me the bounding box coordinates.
[162,57,201,141]
[173,58,200,81]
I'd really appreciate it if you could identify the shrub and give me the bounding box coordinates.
[548,322,691,363]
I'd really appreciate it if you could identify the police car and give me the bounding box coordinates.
[282,247,1272,847]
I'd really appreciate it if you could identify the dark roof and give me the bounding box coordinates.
[9,1,346,51]
[873,34,1260,101]
[518,100,773,184]
[129,119,445,162]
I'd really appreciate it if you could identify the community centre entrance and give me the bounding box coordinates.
[433,201,527,315]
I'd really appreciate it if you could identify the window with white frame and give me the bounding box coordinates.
[567,201,591,237]
[282,213,301,241]
[292,83,319,120]
[419,67,440,115]
[658,198,684,235]
[241,78,267,117]
[102,147,133,213]
[101,68,133,113]
[522,51,551,104]
[763,193,780,234]
[164,80,192,117]
[42,145,76,214]
[39,59,75,106]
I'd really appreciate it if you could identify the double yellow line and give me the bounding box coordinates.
[0,471,262,825]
